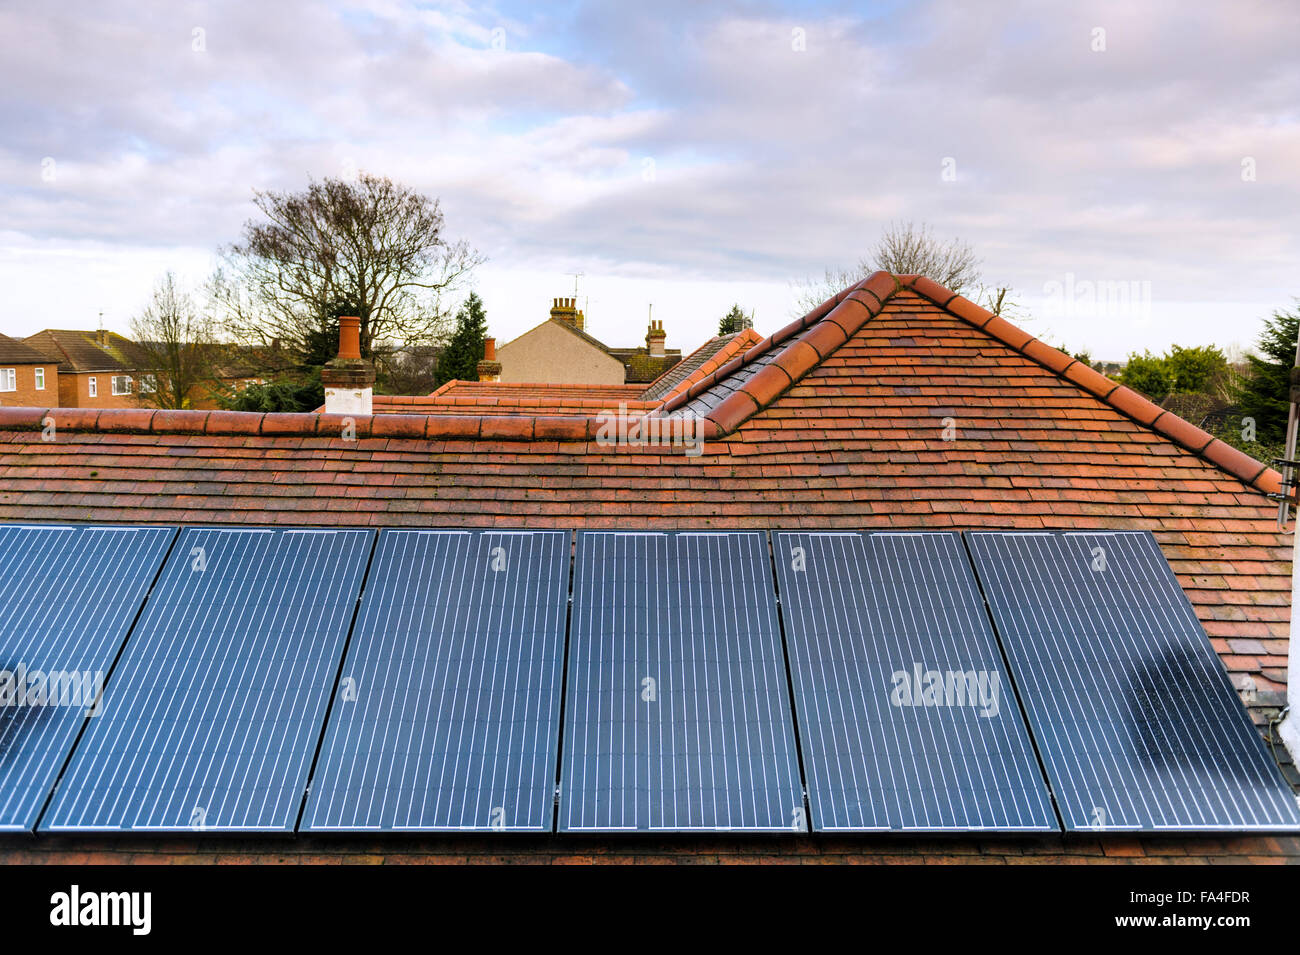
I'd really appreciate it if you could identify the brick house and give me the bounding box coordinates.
[21,329,262,410]
[0,272,1297,863]
[0,334,59,408]
[23,328,148,409]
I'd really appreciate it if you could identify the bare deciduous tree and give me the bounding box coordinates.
[216,173,483,363]
[793,221,989,314]
[870,221,981,291]
[973,285,1029,322]
[129,272,225,409]
[373,342,442,395]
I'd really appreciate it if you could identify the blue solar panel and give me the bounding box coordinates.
[967,530,1300,832]
[773,531,1057,832]
[0,524,175,832]
[560,531,804,832]
[303,530,569,831]
[41,527,373,832]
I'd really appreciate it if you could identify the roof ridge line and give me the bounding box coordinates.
[25,330,74,368]
[551,317,614,354]
[646,327,764,405]
[656,272,899,420]
[426,380,459,398]
[667,272,903,439]
[0,407,612,442]
[900,275,1283,497]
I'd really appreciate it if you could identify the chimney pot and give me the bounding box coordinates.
[550,295,582,328]
[337,316,362,361]
[477,336,502,382]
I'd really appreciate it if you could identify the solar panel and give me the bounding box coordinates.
[0,524,175,832]
[302,530,569,831]
[772,531,1057,832]
[967,530,1300,832]
[41,527,373,832]
[560,531,804,832]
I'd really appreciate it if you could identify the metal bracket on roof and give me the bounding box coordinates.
[1267,457,1300,507]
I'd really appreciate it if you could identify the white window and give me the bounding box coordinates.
[88,376,97,397]
[111,375,132,396]
[139,374,157,395]
[34,367,45,390]
[0,368,14,392]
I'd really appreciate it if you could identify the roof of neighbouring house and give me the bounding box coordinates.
[639,328,763,402]
[0,334,56,366]
[22,329,147,373]
[2,271,1296,863]
[353,334,759,416]
[607,345,683,383]
[363,322,713,413]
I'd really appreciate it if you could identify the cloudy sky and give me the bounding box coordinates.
[1,0,1297,360]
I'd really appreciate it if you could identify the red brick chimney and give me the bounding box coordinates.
[320,316,374,415]
[550,297,585,332]
[646,318,666,358]
[477,336,502,382]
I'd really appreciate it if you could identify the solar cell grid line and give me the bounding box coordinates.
[301,529,569,831]
[559,531,804,832]
[40,527,373,832]
[772,531,1057,832]
[966,530,1300,832]
[0,524,176,832]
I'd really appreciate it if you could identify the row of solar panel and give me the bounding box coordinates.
[1,524,1296,834]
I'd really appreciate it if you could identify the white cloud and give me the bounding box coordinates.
[0,0,1297,358]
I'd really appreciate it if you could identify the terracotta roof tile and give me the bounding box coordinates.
[330,383,648,417]
[1150,410,1215,454]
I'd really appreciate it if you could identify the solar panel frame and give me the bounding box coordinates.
[0,524,176,832]
[559,530,805,833]
[301,529,570,832]
[773,530,1058,833]
[967,530,1300,832]
[40,526,374,833]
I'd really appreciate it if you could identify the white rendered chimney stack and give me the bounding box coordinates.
[321,316,373,415]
